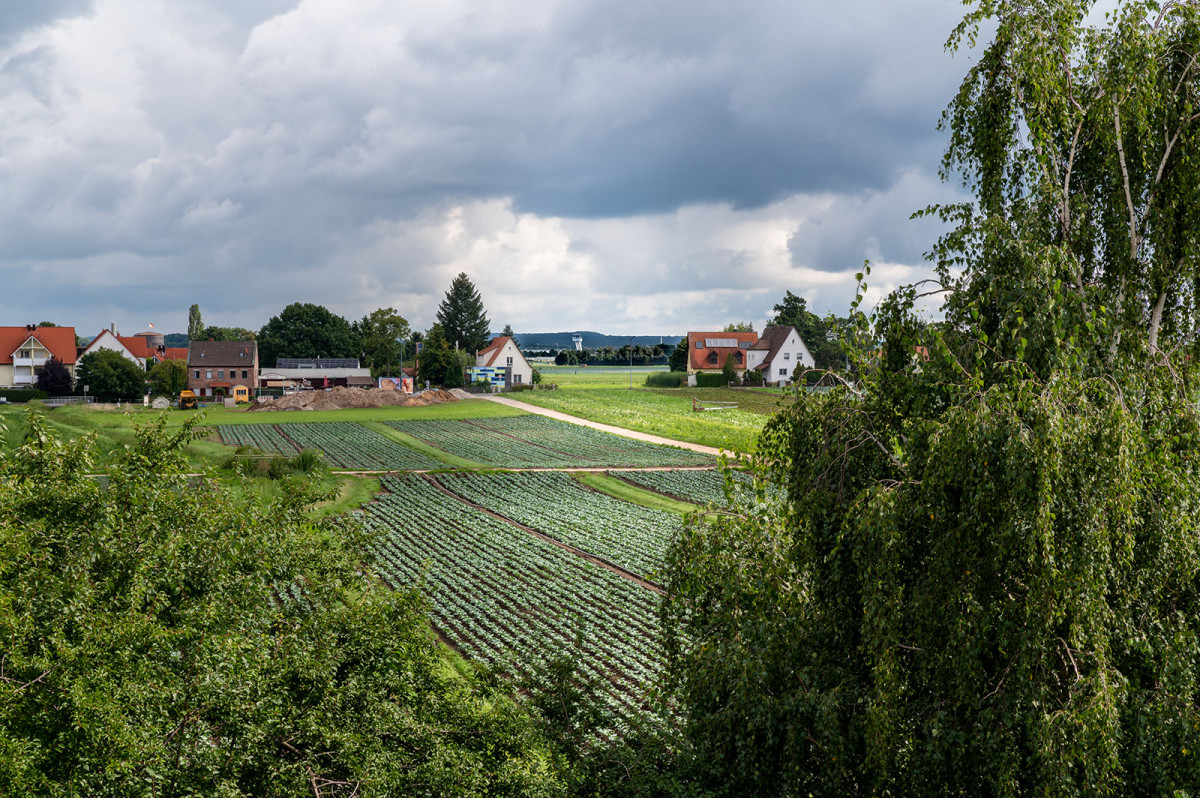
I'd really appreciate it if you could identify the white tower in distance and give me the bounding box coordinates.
[572,334,583,351]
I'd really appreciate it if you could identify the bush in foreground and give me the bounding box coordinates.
[0,412,563,797]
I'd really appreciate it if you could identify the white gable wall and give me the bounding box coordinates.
[769,329,815,385]
[81,330,143,369]
[477,340,534,387]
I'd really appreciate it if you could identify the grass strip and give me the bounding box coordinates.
[570,472,698,517]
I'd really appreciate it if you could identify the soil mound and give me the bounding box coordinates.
[248,387,458,412]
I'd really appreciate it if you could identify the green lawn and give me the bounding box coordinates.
[518,368,794,453]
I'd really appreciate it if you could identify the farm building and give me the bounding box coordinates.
[473,336,533,388]
[187,340,258,398]
[0,325,78,388]
[686,325,813,386]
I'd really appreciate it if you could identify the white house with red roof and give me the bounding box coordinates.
[686,325,814,386]
[474,336,533,387]
[0,325,78,388]
[745,325,814,385]
[81,329,145,369]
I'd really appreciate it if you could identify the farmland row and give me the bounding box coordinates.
[219,422,443,470]
[388,416,713,468]
[614,467,757,506]
[361,475,664,726]
[434,471,679,581]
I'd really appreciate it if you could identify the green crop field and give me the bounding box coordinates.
[362,475,664,724]
[388,415,713,468]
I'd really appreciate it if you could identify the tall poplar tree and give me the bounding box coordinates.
[187,304,203,340]
[436,273,491,353]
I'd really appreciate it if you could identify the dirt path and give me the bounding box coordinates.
[477,394,726,457]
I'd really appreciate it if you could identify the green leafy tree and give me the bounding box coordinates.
[720,352,737,384]
[148,358,188,397]
[500,323,519,348]
[0,412,564,796]
[200,325,255,341]
[662,3,1200,796]
[416,324,453,386]
[34,356,72,396]
[668,337,689,373]
[722,322,754,332]
[353,307,411,377]
[443,350,469,389]
[769,290,846,370]
[187,304,203,340]
[36,321,56,327]
[436,273,491,353]
[256,303,358,368]
[75,349,145,402]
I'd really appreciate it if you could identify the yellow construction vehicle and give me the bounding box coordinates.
[179,390,198,410]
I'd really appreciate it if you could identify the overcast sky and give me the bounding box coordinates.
[0,0,978,337]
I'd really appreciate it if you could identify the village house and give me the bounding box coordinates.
[472,336,533,388]
[685,331,760,376]
[746,325,814,386]
[187,340,258,400]
[82,327,190,370]
[0,325,78,389]
[686,325,814,386]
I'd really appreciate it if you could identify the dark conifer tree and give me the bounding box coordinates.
[436,273,491,353]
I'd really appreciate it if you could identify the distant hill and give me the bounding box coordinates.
[511,331,684,350]
[163,333,188,346]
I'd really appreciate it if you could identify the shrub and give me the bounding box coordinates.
[693,372,726,388]
[644,371,687,388]
[291,449,323,474]
[0,388,48,403]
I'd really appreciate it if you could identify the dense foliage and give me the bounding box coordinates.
[0,413,564,796]
[352,307,411,377]
[148,358,188,397]
[33,356,72,396]
[256,302,359,368]
[437,272,492,353]
[75,348,146,402]
[660,2,1200,795]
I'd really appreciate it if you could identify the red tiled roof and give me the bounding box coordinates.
[0,326,78,365]
[478,336,517,368]
[117,336,154,359]
[162,347,189,361]
[686,331,759,371]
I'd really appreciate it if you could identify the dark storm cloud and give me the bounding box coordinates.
[0,0,975,334]
[0,1,93,43]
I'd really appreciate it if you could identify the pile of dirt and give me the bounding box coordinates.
[248,387,458,412]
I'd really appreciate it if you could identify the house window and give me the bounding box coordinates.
[735,352,743,364]
[18,349,31,358]
[707,352,718,365]
[506,356,513,366]
[218,369,224,379]
[242,370,248,379]
[695,341,703,348]
[779,367,787,376]
[206,369,212,379]
[194,370,200,379]
[513,373,522,384]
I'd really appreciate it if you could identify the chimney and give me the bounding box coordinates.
[26,324,34,332]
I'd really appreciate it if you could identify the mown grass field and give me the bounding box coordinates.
[523,366,793,453]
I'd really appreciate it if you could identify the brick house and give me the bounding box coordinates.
[187,340,258,398]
